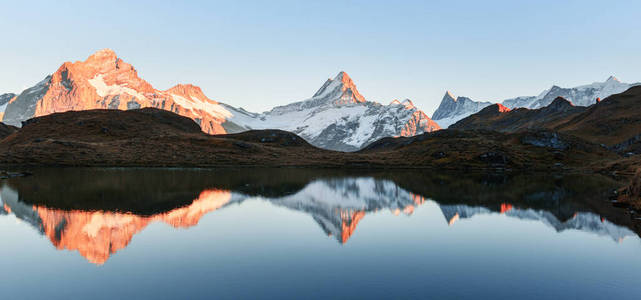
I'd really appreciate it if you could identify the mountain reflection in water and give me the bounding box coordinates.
[0,168,637,265]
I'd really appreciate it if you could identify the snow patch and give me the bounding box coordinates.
[434,114,468,128]
[433,76,641,127]
[88,75,149,102]
[170,94,232,119]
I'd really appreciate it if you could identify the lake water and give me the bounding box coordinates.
[1,168,640,299]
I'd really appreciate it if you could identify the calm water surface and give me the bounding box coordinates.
[1,168,640,299]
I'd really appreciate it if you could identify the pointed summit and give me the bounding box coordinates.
[333,71,358,90]
[432,91,472,122]
[401,99,415,109]
[90,48,117,57]
[85,48,118,65]
[606,75,619,83]
[166,83,204,94]
[77,48,140,77]
[334,71,351,82]
[310,71,365,105]
[444,91,457,102]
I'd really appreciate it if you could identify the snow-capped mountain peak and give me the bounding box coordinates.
[227,72,440,151]
[606,75,619,83]
[431,91,492,128]
[2,50,439,152]
[432,76,641,128]
[334,70,351,82]
[397,99,415,109]
[445,91,457,101]
[165,84,212,103]
[310,71,366,106]
[1,49,236,134]
[88,48,117,59]
[85,48,118,68]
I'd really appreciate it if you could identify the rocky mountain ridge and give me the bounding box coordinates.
[451,86,641,154]
[2,49,244,134]
[1,50,439,151]
[432,76,641,128]
[225,71,440,151]
[450,97,587,133]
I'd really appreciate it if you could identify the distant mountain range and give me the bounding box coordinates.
[2,49,640,151]
[450,86,641,154]
[0,49,439,151]
[450,97,586,133]
[432,76,641,128]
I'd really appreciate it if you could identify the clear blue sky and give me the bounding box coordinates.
[1,0,640,114]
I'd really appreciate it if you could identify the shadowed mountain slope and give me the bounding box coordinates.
[451,98,587,132]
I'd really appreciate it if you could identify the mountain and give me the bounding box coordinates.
[2,50,439,151]
[0,106,619,171]
[359,124,617,171]
[451,97,587,132]
[2,171,635,264]
[0,122,18,139]
[226,71,440,151]
[0,93,16,120]
[431,91,492,128]
[554,86,641,151]
[0,184,234,265]
[439,204,635,243]
[266,177,425,243]
[452,86,641,154]
[0,175,424,264]
[432,76,641,128]
[518,76,639,108]
[2,49,247,134]
[0,108,341,167]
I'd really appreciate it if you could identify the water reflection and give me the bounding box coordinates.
[0,168,637,265]
[1,187,232,264]
[440,204,633,242]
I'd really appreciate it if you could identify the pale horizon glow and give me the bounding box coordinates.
[1,0,640,115]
